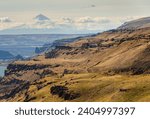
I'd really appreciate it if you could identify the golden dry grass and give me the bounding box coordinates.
[20,73,150,102]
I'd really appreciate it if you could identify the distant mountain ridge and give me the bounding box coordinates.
[35,35,87,54]
[0,50,23,60]
[0,50,14,60]
[0,14,109,34]
[118,16,150,29]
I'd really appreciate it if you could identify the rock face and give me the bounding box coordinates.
[35,45,49,54]
[50,85,80,100]
[5,64,51,76]
[45,49,59,58]
[81,43,98,49]
[55,46,72,50]
[34,36,84,54]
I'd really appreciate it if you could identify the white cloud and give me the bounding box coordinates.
[0,15,141,33]
[60,17,74,24]
[73,17,118,31]
[76,17,95,23]
[0,17,12,23]
[0,17,24,30]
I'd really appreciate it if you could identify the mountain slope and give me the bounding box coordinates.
[0,17,150,102]
[118,17,150,29]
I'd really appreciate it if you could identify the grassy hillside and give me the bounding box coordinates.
[4,73,150,102]
[0,21,150,102]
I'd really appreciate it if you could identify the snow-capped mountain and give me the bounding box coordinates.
[0,14,122,34]
[33,14,50,21]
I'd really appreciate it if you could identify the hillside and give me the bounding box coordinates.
[118,17,150,29]
[0,17,150,102]
[35,35,86,54]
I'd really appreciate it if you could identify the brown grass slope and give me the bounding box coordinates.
[0,26,150,102]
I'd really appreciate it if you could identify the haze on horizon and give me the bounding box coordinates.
[0,0,150,34]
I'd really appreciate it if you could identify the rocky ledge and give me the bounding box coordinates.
[5,64,51,76]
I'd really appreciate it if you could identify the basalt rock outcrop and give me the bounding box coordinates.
[5,64,51,76]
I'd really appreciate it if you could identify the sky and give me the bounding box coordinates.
[0,0,150,19]
[0,0,150,33]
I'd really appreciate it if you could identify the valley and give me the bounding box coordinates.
[0,17,150,102]
[0,34,84,57]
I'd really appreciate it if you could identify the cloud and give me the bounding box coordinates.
[0,16,119,32]
[0,17,23,30]
[0,15,141,33]
[0,17,12,23]
[75,17,112,25]
[72,17,119,31]
[61,17,74,24]
[76,17,95,23]
[94,17,111,24]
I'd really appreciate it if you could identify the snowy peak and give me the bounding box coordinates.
[33,14,50,21]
